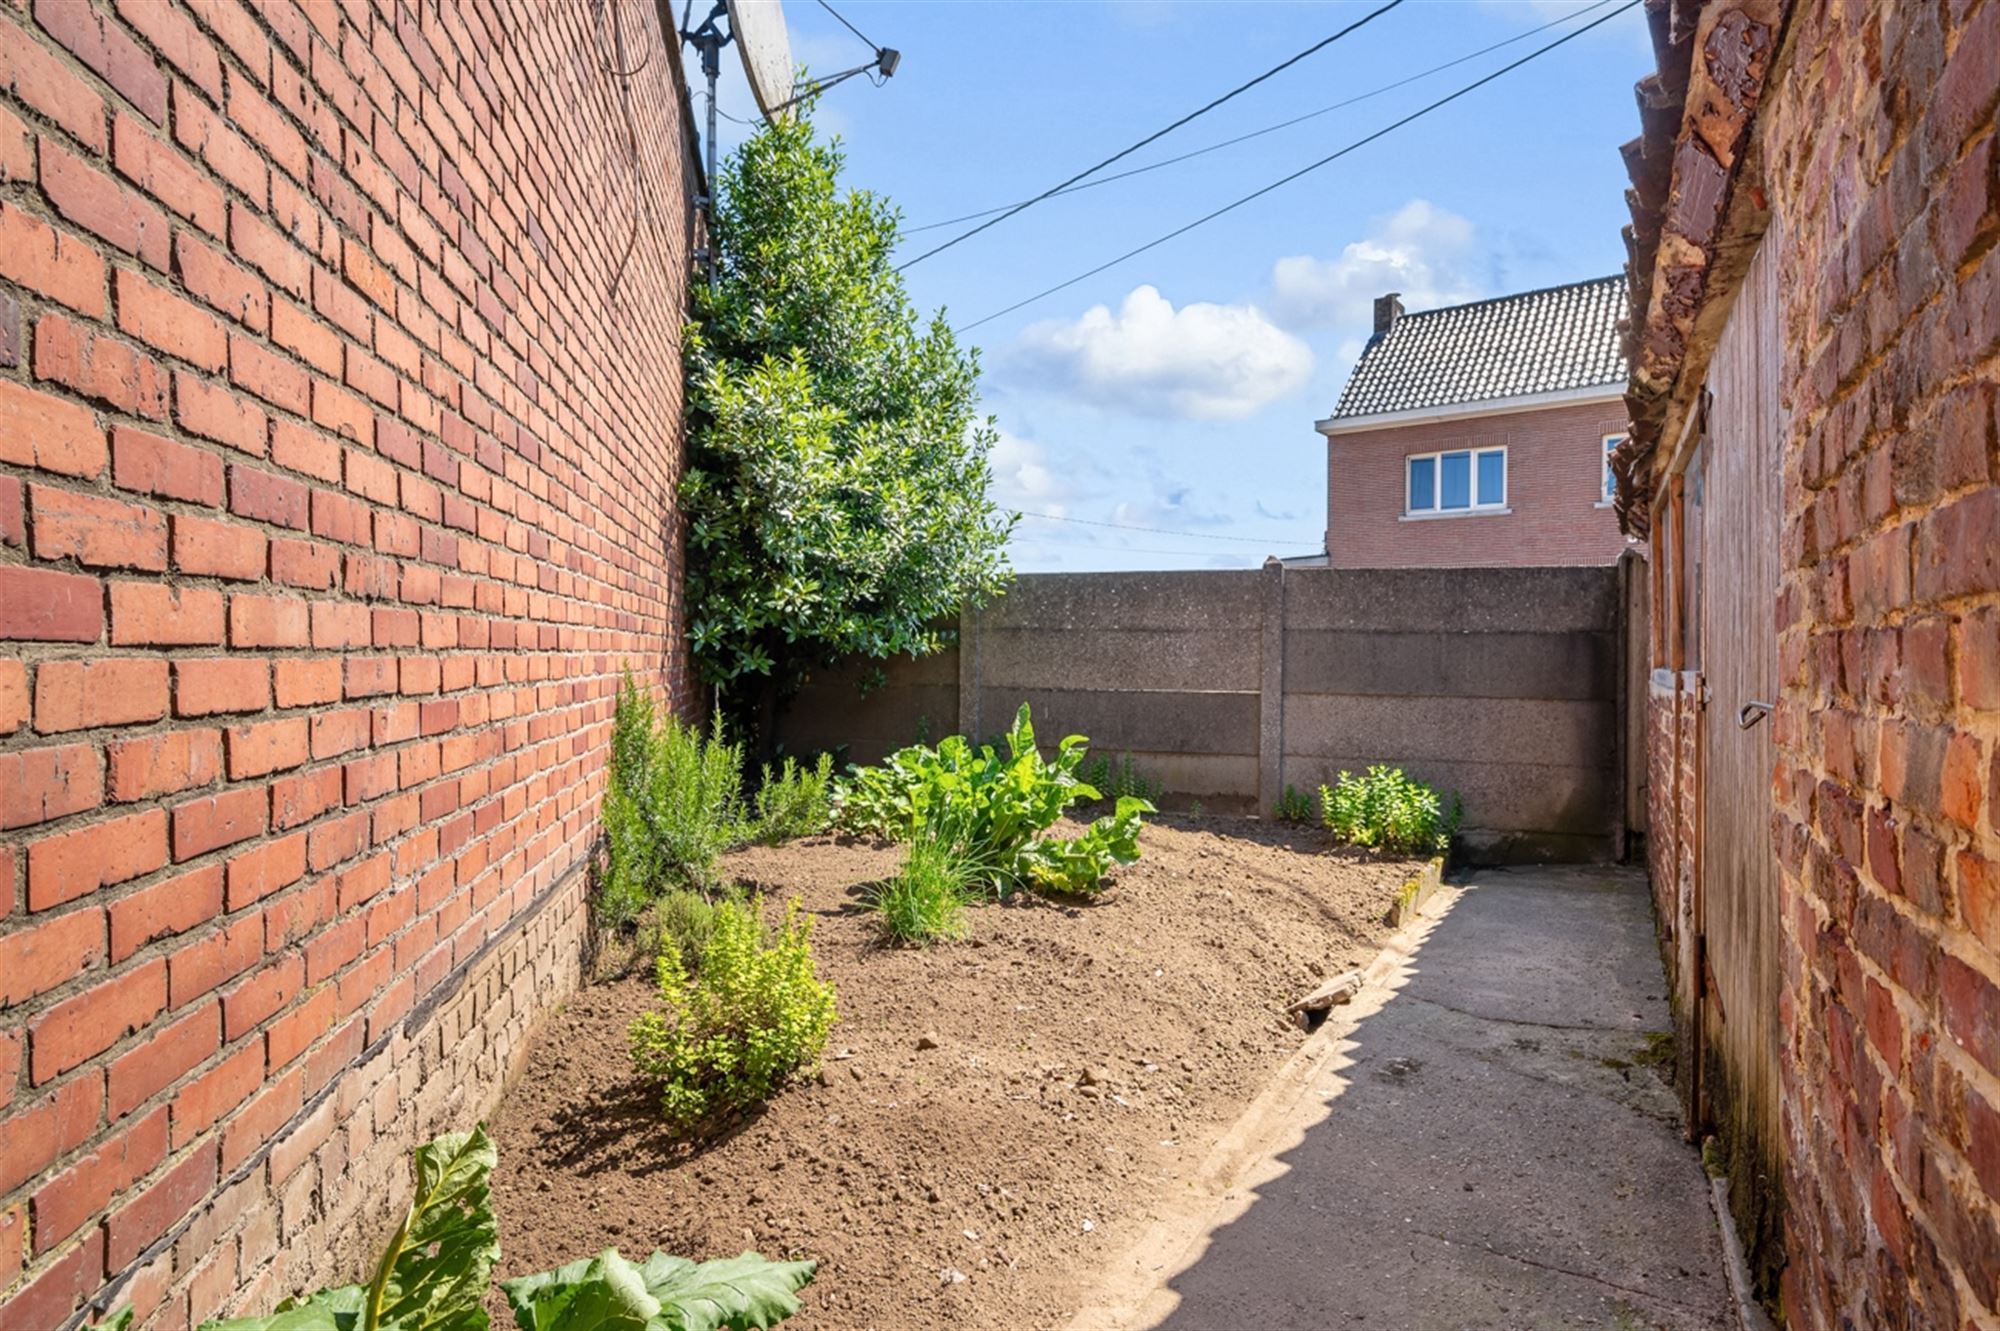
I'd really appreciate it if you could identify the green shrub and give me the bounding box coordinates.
[1020,796,1153,894]
[108,1126,814,1331]
[1272,783,1314,824]
[870,834,980,945]
[1319,765,1459,854]
[653,888,720,975]
[600,675,745,924]
[834,703,1151,895]
[751,753,835,844]
[630,896,836,1130]
[1078,752,1163,808]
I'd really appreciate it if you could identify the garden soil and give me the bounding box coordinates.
[487,816,1423,1331]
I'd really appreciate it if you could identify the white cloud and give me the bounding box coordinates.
[1269,199,1483,330]
[1005,286,1314,421]
[987,428,1068,517]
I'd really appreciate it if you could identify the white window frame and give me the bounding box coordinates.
[1600,433,1627,506]
[1404,445,1508,517]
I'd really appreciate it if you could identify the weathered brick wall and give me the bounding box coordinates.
[1759,1,2000,1325]
[1323,399,1634,568]
[0,0,695,1325]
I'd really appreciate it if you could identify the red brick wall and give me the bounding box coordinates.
[1758,1,2000,1326]
[0,0,694,1325]
[1323,398,1635,568]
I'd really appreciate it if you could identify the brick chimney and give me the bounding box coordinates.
[1373,292,1404,336]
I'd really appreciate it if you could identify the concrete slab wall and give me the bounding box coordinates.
[776,565,1623,860]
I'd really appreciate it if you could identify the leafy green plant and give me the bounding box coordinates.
[600,677,745,923]
[107,1126,814,1331]
[1272,783,1313,824]
[750,754,835,844]
[1319,765,1459,855]
[1020,796,1154,894]
[631,897,837,1130]
[869,833,981,945]
[1077,753,1163,809]
[832,703,1150,895]
[683,108,1012,737]
[652,888,721,976]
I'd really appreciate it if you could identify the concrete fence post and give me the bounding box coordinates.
[1258,558,1286,814]
[957,599,980,742]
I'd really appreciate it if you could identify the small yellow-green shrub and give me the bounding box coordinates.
[630,896,836,1130]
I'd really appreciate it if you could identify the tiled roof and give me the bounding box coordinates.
[1329,275,1629,419]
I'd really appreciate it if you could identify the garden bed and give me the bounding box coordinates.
[487,815,1426,1331]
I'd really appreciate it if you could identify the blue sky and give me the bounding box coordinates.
[707,0,1650,570]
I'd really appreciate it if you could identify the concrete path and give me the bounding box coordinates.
[1071,866,1737,1331]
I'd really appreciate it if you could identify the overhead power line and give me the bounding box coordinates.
[894,0,1407,272]
[957,0,1642,334]
[1011,509,1314,546]
[903,0,1620,236]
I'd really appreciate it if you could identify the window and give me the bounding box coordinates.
[1602,433,1627,503]
[1406,447,1505,514]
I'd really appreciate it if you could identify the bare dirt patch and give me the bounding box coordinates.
[488,816,1425,1330]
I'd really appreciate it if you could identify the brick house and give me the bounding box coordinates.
[1612,0,2000,1326]
[1311,276,1634,569]
[0,1,699,1327]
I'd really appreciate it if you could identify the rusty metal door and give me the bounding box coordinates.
[1693,240,1783,1239]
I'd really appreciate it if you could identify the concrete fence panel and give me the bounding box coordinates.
[775,563,1626,861]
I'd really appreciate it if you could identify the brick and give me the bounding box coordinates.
[229,593,309,648]
[116,268,227,372]
[0,1219,103,1330]
[0,199,106,318]
[115,112,225,236]
[224,832,306,910]
[173,513,268,581]
[172,786,268,860]
[108,728,224,803]
[0,376,108,478]
[0,475,17,547]
[0,906,104,1006]
[166,917,259,1009]
[230,464,309,528]
[32,310,169,419]
[32,656,169,733]
[0,742,102,830]
[272,417,342,482]
[29,957,166,1083]
[233,337,311,416]
[0,1074,101,1196]
[110,582,225,645]
[113,426,225,505]
[0,566,103,643]
[107,1142,217,1268]
[175,231,269,333]
[228,67,306,181]
[0,16,109,153]
[222,1065,300,1170]
[312,375,373,445]
[30,1105,167,1251]
[174,657,270,717]
[39,136,169,269]
[110,864,224,964]
[0,660,25,734]
[107,999,218,1119]
[28,483,167,571]
[26,808,169,910]
[270,537,338,589]
[115,0,224,101]
[222,954,301,1039]
[33,0,168,124]
[177,84,266,202]
[273,657,341,709]
[225,717,309,780]
[272,766,342,833]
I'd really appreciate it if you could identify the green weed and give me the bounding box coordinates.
[1319,765,1459,855]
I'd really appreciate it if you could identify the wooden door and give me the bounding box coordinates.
[1694,241,1783,1220]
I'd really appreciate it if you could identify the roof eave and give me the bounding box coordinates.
[1316,383,1629,437]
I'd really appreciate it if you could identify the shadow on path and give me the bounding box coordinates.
[1087,866,1735,1331]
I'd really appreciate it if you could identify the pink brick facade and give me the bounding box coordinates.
[1322,398,1636,568]
[0,0,696,1326]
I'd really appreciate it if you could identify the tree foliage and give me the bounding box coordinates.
[681,110,1012,716]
